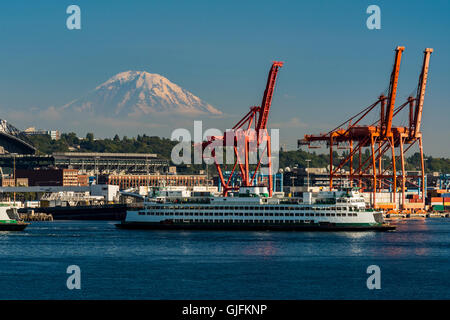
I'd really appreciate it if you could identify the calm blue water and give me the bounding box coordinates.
[0,219,449,299]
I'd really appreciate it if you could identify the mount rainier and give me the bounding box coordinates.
[61,71,222,117]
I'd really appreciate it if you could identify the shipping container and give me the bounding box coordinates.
[404,203,424,209]
[377,203,395,209]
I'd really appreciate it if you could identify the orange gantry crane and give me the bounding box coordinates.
[202,61,283,196]
[299,47,433,212]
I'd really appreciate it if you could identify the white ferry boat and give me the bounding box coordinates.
[0,205,29,231]
[116,187,395,231]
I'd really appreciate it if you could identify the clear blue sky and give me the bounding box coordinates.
[0,0,449,156]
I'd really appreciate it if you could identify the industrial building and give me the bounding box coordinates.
[0,152,170,174]
[103,174,213,189]
[14,168,80,186]
[52,152,169,174]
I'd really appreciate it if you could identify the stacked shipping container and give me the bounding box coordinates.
[429,189,450,211]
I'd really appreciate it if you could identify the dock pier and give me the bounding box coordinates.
[384,212,449,219]
[19,210,53,222]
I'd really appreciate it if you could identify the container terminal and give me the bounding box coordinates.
[0,46,448,221]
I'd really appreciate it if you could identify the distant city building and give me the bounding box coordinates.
[48,130,60,140]
[23,127,60,140]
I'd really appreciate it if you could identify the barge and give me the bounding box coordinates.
[18,203,130,221]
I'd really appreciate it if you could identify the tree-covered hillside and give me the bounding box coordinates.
[27,133,177,159]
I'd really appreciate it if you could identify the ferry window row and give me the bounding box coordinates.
[337,199,364,203]
[169,219,315,224]
[145,206,361,212]
[138,211,359,217]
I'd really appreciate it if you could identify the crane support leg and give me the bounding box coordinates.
[390,136,397,209]
[371,135,377,208]
[358,147,362,189]
[399,136,406,210]
[329,136,333,189]
[349,140,353,187]
[378,140,382,189]
[419,136,426,205]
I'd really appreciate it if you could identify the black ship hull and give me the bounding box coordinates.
[0,222,29,231]
[19,204,130,221]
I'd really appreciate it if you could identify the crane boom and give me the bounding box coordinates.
[256,61,284,132]
[412,48,433,138]
[383,46,404,137]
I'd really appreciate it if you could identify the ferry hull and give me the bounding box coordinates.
[116,221,395,232]
[0,222,29,231]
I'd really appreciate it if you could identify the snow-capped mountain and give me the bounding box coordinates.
[62,71,222,116]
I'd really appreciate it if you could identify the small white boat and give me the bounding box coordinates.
[0,205,29,231]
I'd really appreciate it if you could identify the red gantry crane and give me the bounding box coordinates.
[299,47,432,213]
[202,61,283,197]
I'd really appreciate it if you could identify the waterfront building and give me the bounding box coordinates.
[15,168,79,186]
[105,174,213,189]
